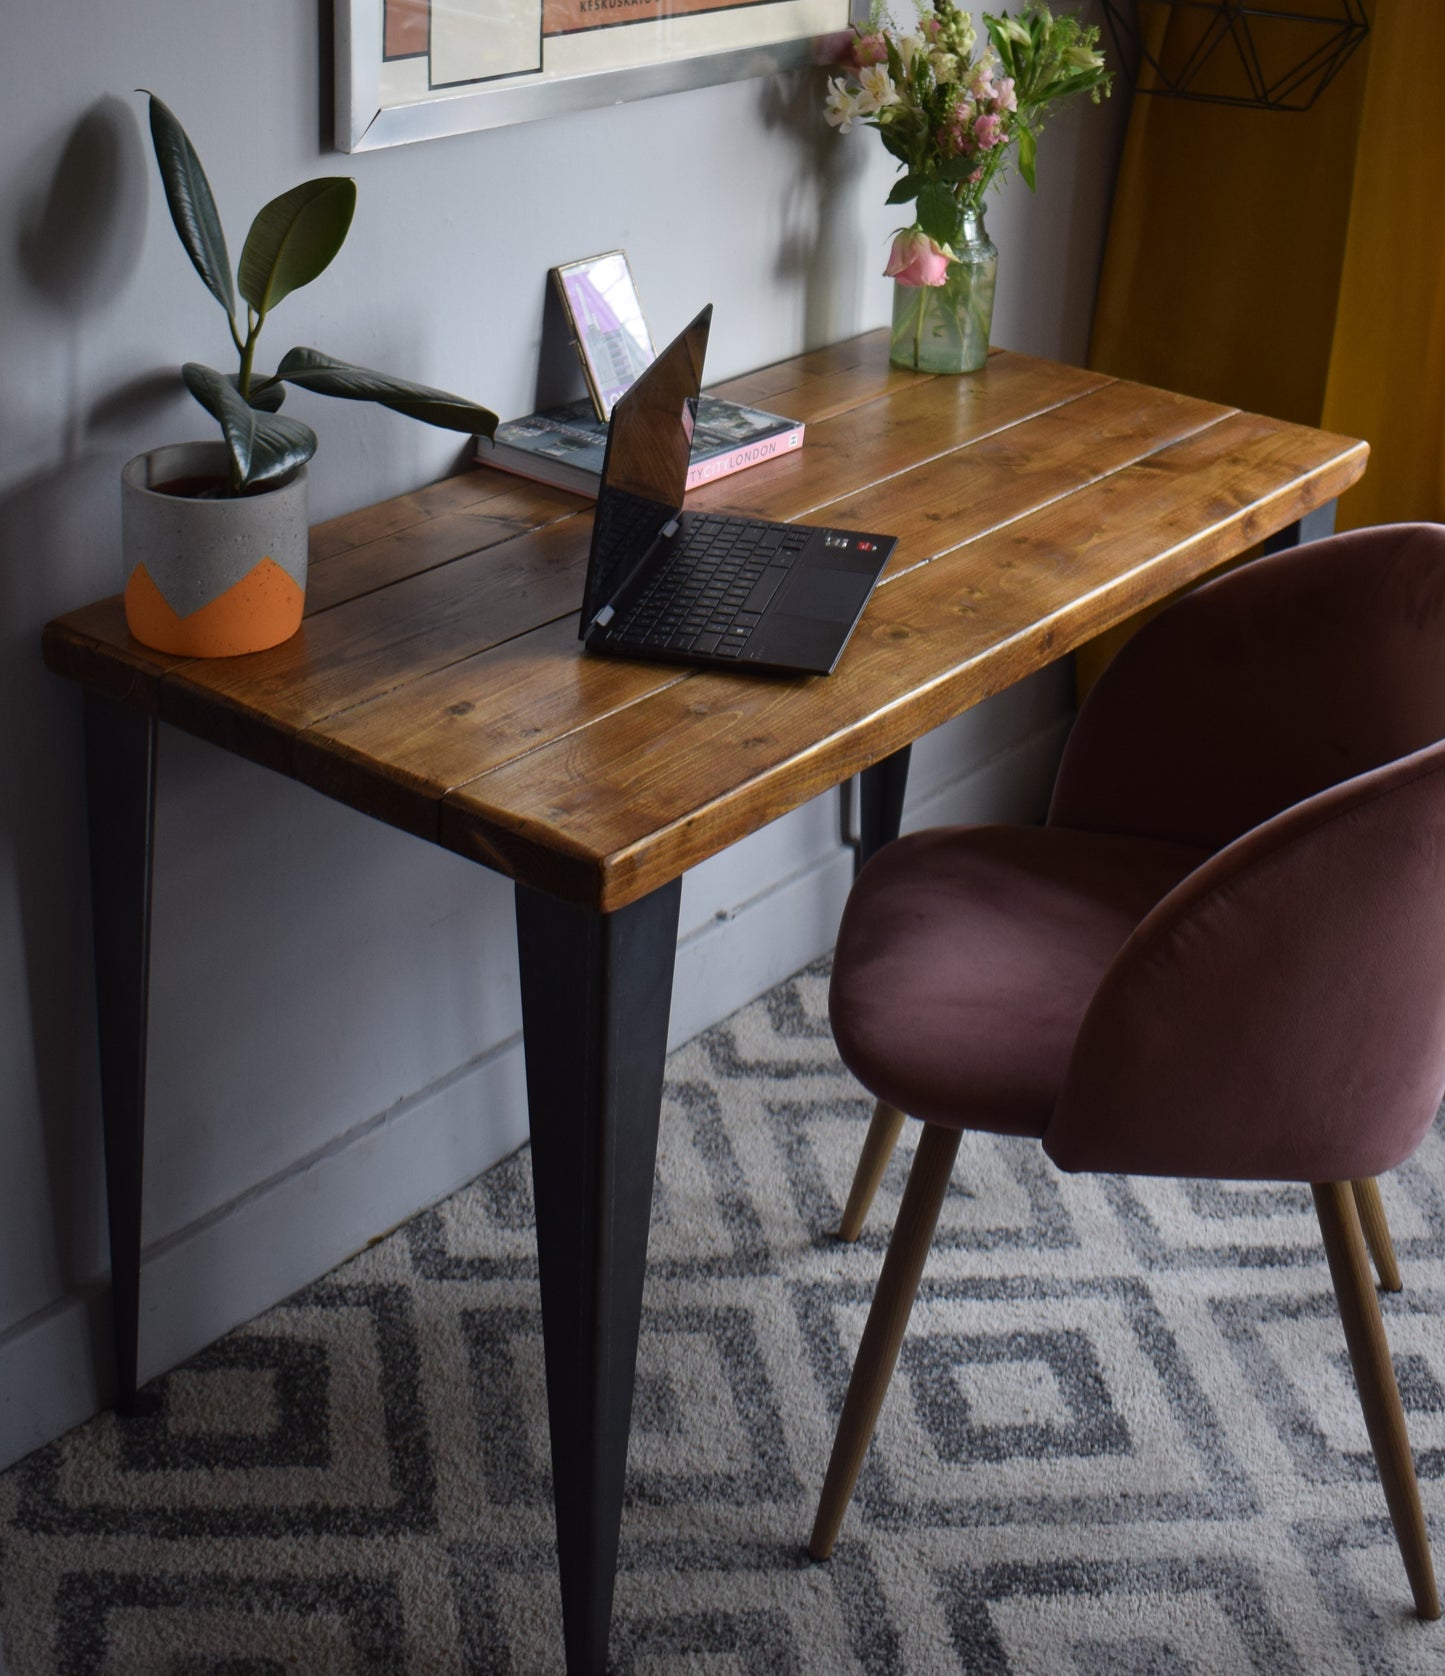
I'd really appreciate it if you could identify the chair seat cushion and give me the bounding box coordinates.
[829,825,1209,1136]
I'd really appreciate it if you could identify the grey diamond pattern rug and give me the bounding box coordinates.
[4,958,1445,1674]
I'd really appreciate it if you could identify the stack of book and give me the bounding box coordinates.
[477,394,804,499]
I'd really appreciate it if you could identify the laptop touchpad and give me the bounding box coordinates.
[785,567,874,624]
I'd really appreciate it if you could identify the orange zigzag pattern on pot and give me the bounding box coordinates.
[124,557,305,658]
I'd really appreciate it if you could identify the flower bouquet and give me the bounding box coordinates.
[826,2,1110,373]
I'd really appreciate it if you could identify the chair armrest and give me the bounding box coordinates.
[1048,524,1445,852]
[1044,740,1445,1183]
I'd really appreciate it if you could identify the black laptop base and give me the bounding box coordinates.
[587,512,896,676]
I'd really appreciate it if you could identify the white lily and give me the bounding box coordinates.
[857,65,902,114]
[824,76,863,131]
[896,33,926,73]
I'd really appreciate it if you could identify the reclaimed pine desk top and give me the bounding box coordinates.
[43,334,1367,912]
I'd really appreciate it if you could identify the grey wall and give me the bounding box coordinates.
[0,2,1127,1469]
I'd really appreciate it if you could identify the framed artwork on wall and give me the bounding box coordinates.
[336,0,865,151]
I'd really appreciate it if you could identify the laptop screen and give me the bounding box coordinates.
[579,304,713,634]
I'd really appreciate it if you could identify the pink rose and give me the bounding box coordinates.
[885,229,954,287]
[973,112,1004,149]
[852,32,889,67]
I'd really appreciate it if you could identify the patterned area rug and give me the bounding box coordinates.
[4,958,1445,1674]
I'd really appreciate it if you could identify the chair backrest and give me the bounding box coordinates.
[1049,524,1445,853]
[1044,738,1445,1183]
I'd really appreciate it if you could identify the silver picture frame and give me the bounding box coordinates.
[336,0,866,152]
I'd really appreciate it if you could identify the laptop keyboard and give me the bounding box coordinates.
[603,515,811,658]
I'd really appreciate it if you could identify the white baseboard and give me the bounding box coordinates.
[0,715,1068,1471]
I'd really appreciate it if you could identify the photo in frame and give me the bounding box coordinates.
[552,253,654,421]
[337,0,865,151]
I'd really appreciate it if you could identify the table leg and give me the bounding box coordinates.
[82,692,159,1417]
[514,878,682,1676]
[856,744,912,876]
[1264,500,1337,554]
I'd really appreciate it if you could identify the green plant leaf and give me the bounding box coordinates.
[916,183,960,250]
[886,174,923,205]
[877,125,914,167]
[143,92,235,318]
[276,348,499,439]
[984,15,1020,78]
[1018,125,1038,191]
[237,178,357,317]
[183,362,317,491]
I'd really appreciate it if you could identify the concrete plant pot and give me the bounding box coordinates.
[121,442,309,657]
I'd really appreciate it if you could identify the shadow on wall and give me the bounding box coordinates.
[984,85,1130,364]
[761,65,872,350]
[3,98,155,1347]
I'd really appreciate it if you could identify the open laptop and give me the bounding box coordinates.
[580,305,897,675]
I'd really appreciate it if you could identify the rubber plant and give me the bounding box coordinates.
[143,92,498,496]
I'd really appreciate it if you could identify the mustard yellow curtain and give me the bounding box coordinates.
[1321,0,1445,528]
[1081,0,1445,685]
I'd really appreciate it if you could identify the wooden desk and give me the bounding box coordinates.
[43,335,1366,1674]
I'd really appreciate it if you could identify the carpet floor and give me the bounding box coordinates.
[3,958,1444,1674]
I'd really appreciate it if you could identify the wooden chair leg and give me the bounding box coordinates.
[1313,1181,1439,1620]
[810,1122,962,1560]
[837,1099,906,1242]
[1352,1177,1403,1293]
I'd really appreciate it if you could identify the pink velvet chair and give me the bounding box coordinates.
[811,524,1445,1618]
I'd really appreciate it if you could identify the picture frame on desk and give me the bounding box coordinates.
[552,252,654,422]
[336,0,864,151]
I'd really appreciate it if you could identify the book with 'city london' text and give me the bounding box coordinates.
[477,394,805,499]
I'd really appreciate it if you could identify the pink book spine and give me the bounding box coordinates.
[684,423,805,491]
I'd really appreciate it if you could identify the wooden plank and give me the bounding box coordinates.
[40,471,584,717]
[292,616,691,840]
[287,374,1223,832]
[304,488,585,617]
[40,600,181,713]
[308,491,438,564]
[438,415,1367,909]
[813,379,1234,578]
[709,331,934,423]
[156,516,596,772]
[687,352,1122,525]
[307,466,576,564]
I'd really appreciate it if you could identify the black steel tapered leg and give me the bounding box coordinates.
[82,692,158,1416]
[857,744,912,875]
[515,878,682,1676]
[1264,499,1337,555]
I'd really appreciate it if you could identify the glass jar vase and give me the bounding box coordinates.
[889,209,998,375]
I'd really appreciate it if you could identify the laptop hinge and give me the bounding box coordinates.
[588,518,680,636]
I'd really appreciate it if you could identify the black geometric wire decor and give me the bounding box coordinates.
[1097,1,1370,111]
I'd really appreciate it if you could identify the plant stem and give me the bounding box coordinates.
[237,307,262,401]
